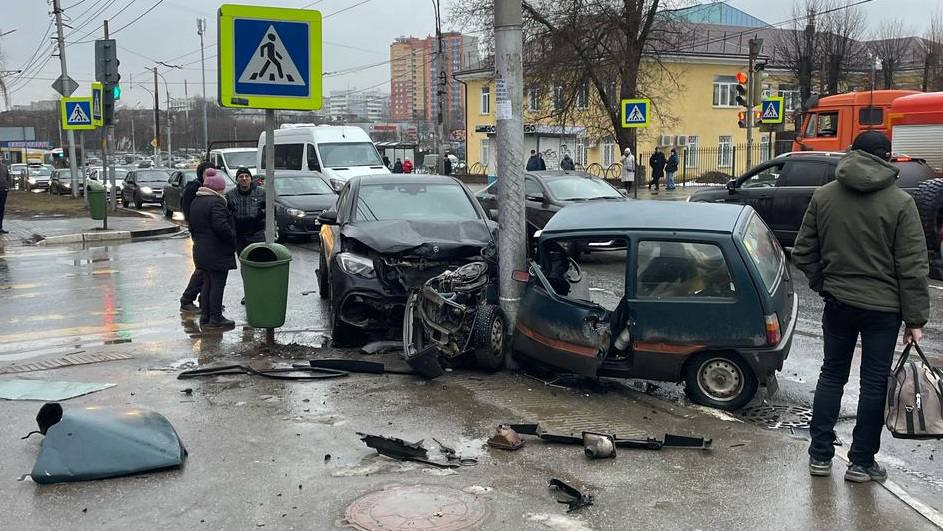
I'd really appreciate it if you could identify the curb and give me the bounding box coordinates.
[130,224,181,238]
[39,231,132,245]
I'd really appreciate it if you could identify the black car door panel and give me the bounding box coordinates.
[771,160,832,245]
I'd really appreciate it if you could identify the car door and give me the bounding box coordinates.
[729,161,785,230]
[525,177,555,230]
[166,172,181,209]
[770,160,833,245]
[123,172,136,202]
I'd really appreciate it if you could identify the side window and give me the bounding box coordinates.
[306,144,321,171]
[636,241,736,299]
[815,112,838,137]
[125,172,134,184]
[742,162,784,188]
[335,187,350,222]
[525,178,542,197]
[859,107,883,126]
[540,238,628,310]
[779,161,830,187]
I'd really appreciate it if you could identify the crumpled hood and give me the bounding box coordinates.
[836,150,899,193]
[341,219,492,258]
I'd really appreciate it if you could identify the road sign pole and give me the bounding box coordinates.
[52,0,80,199]
[264,109,276,244]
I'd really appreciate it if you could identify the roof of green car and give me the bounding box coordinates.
[541,200,747,235]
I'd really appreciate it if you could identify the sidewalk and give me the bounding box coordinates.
[1,209,179,246]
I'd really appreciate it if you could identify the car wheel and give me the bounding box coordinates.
[134,194,142,209]
[684,351,758,411]
[472,304,506,372]
[317,250,329,299]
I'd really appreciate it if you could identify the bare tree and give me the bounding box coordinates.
[920,9,943,92]
[817,0,867,94]
[772,0,823,114]
[869,18,912,89]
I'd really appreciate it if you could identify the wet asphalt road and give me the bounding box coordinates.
[0,227,941,522]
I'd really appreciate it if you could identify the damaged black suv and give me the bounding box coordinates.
[317,175,497,345]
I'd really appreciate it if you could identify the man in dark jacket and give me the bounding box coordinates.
[793,131,930,483]
[0,159,11,234]
[537,152,547,171]
[189,168,237,328]
[179,161,216,313]
[526,150,540,171]
[560,154,575,171]
[648,149,666,193]
[665,148,679,190]
[226,167,265,252]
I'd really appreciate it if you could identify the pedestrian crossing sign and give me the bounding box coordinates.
[218,4,322,110]
[91,82,104,127]
[61,97,96,130]
[621,98,651,128]
[761,97,784,124]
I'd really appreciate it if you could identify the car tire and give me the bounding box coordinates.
[683,351,758,411]
[472,304,506,372]
[913,178,943,253]
[317,250,329,299]
[134,194,142,210]
[274,223,284,244]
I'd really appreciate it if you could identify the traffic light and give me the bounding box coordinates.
[95,39,121,124]
[751,68,768,107]
[735,71,749,108]
[738,111,747,129]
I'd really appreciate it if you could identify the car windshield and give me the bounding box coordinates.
[274,176,333,196]
[31,167,52,177]
[223,151,256,169]
[740,214,784,292]
[319,142,383,167]
[137,170,171,183]
[355,183,480,222]
[179,170,198,184]
[545,177,622,200]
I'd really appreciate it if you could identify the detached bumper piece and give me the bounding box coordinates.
[357,432,474,468]
[549,479,594,513]
[507,423,712,451]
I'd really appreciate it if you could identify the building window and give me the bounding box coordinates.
[684,135,699,168]
[576,83,589,109]
[528,88,540,112]
[712,75,738,107]
[575,139,587,166]
[718,135,733,168]
[480,138,491,168]
[480,86,490,115]
[602,138,615,167]
[553,86,564,111]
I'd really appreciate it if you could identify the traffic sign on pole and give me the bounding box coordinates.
[620,98,651,128]
[217,4,322,110]
[51,74,79,97]
[61,97,96,130]
[761,97,785,124]
[91,82,104,127]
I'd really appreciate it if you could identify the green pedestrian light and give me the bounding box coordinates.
[113,85,121,101]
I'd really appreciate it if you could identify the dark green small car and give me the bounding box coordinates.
[512,201,798,410]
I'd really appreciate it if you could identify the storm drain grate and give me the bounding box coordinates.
[0,352,133,374]
[737,404,813,429]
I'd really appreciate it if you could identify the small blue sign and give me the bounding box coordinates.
[66,100,92,125]
[233,18,309,98]
[621,98,650,128]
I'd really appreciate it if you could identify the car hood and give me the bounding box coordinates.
[342,219,492,258]
[321,166,390,182]
[276,194,336,212]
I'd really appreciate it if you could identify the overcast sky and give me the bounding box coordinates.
[0,0,935,109]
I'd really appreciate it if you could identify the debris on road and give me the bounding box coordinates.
[582,432,616,459]
[303,358,417,375]
[507,423,711,451]
[361,340,402,355]
[27,402,187,484]
[486,424,525,451]
[549,479,594,512]
[0,379,115,401]
[177,364,347,381]
[432,438,478,466]
[357,432,460,469]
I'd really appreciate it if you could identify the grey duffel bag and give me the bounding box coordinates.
[886,342,943,439]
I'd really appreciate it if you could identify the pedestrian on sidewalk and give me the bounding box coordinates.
[178,161,215,313]
[0,159,11,234]
[648,148,666,193]
[382,155,391,170]
[526,150,540,171]
[393,158,404,173]
[560,154,575,171]
[226,167,265,305]
[665,148,679,190]
[189,168,237,328]
[621,148,636,193]
[537,152,547,171]
[444,156,453,175]
[793,131,930,483]
[403,159,413,174]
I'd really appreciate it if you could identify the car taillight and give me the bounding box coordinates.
[765,313,781,345]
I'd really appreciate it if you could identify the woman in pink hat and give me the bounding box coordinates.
[187,168,237,328]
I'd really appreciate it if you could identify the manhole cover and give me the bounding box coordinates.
[346,484,488,531]
[737,404,813,429]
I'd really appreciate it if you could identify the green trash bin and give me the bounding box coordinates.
[87,180,107,220]
[240,242,292,328]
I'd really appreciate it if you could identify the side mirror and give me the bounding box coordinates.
[525,193,545,203]
[726,179,738,194]
[317,209,338,226]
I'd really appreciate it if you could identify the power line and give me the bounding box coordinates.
[69,0,140,44]
[111,0,166,35]
[324,0,374,19]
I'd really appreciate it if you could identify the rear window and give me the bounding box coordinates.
[354,183,479,222]
[260,144,304,170]
[740,214,784,293]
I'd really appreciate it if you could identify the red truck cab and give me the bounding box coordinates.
[889,92,943,176]
[793,90,919,152]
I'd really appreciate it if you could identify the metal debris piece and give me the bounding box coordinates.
[357,432,458,469]
[582,432,616,459]
[177,364,347,381]
[548,479,594,512]
[505,423,711,451]
[432,438,478,466]
[487,425,525,451]
[304,358,417,375]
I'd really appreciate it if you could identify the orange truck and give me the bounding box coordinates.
[889,91,943,176]
[792,90,920,153]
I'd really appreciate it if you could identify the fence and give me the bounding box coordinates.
[633,140,794,186]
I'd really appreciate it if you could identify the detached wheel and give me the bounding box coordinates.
[472,304,506,372]
[684,351,757,411]
[317,251,329,299]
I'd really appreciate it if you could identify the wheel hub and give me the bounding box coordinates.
[698,358,743,401]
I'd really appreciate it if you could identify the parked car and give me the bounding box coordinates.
[317,174,495,345]
[475,170,625,238]
[24,165,52,191]
[161,169,198,217]
[122,168,172,208]
[271,170,337,242]
[512,201,798,410]
[85,167,124,195]
[50,168,84,195]
[208,148,258,180]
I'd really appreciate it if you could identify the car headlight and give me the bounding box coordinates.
[337,252,376,279]
[28,177,36,184]
[140,186,153,194]
[329,178,346,192]
[286,208,305,218]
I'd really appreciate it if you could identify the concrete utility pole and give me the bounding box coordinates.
[197,18,209,152]
[494,0,526,347]
[51,0,81,199]
[433,0,447,175]
[746,38,763,169]
[264,110,276,244]
[153,67,161,164]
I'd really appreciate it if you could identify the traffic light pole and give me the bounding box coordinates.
[52,0,81,200]
[746,53,755,169]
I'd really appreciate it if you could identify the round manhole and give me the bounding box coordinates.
[346,484,488,531]
[737,404,813,429]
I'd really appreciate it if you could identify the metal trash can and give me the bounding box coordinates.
[239,242,292,328]
[87,180,107,220]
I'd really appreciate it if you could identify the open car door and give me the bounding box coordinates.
[512,260,610,377]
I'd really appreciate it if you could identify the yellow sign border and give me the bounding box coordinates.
[761,96,785,124]
[61,97,96,130]
[91,82,104,127]
[620,98,651,128]
[218,4,322,110]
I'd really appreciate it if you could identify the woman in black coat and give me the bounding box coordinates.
[188,168,237,328]
[648,149,666,193]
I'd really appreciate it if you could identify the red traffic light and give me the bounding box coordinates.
[736,71,748,84]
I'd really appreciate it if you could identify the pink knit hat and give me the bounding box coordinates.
[203,168,225,191]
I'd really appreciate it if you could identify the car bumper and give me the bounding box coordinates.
[331,268,405,331]
[278,214,321,236]
[29,182,50,190]
[139,192,164,203]
[738,291,800,389]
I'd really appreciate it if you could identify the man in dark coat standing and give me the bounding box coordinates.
[189,168,237,328]
[0,159,11,234]
[648,148,666,193]
[526,150,540,171]
[179,161,215,313]
[226,167,265,305]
